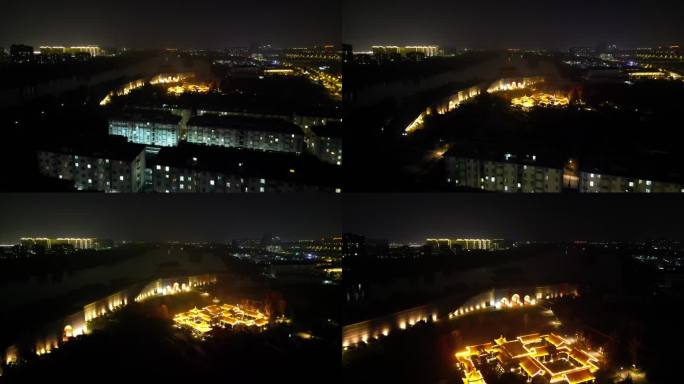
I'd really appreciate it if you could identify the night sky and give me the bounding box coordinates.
[343,0,684,50]
[343,194,684,243]
[0,194,341,243]
[0,0,340,49]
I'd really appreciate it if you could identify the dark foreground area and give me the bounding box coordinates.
[1,300,340,382]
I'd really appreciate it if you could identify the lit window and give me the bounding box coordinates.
[165,166,170,172]
[180,176,184,182]
[259,187,265,192]
[260,178,265,184]
[87,164,91,169]
[156,165,161,170]
[646,180,652,186]
[590,173,595,178]
[75,162,79,167]
[120,176,124,181]
[88,179,92,184]
[589,181,595,187]
[210,180,215,186]
[629,181,634,187]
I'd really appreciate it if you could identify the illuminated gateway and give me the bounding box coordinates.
[456,333,599,384]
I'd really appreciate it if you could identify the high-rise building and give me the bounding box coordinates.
[20,237,97,250]
[39,46,102,57]
[371,45,440,61]
[426,238,505,251]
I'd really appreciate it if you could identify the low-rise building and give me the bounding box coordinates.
[37,138,146,192]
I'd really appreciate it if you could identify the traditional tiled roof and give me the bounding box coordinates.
[564,368,595,384]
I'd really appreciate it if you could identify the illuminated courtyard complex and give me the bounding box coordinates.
[510,93,570,111]
[456,333,600,384]
[173,303,269,335]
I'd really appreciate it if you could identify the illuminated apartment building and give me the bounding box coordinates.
[371,45,440,58]
[149,143,341,193]
[196,109,341,132]
[186,115,305,154]
[20,237,96,250]
[426,238,505,251]
[108,110,182,147]
[39,46,102,57]
[580,172,682,193]
[307,122,342,165]
[445,154,564,193]
[37,139,146,192]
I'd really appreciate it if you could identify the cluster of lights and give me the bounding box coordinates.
[455,333,600,384]
[449,291,574,320]
[343,313,438,349]
[487,77,544,93]
[100,73,195,106]
[100,79,146,106]
[150,73,194,85]
[284,63,342,99]
[167,82,211,95]
[405,77,543,134]
[510,92,570,111]
[135,278,213,303]
[173,303,269,336]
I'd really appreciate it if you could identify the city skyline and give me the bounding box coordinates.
[343,194,684,243]
[0,0,341,49]
[343,0,684,50]
[0,194,341,243]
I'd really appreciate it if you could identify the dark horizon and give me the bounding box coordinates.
[0,194,341,244]
[343,0,684,51]
[343,194,684,243]
[0,0,340,49]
